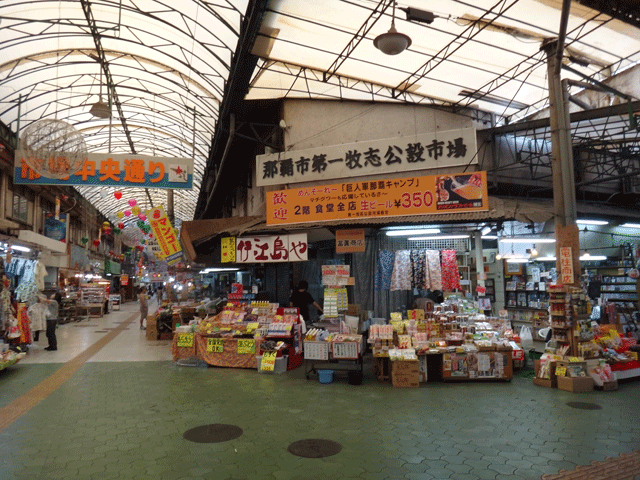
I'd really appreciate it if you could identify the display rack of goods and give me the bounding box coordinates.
[303,329,364,380]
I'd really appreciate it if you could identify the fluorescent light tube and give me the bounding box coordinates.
[499,238,556,244]
[481,235,498,240]
[577,219,608,225]
[407,234,469,241]
[536,256,556,261]
[621,223,640,229]
[11,245,31,252]
[481,226,492,235]
[580,254,607,261]
[506,258,529,263]
[386,228,440,236]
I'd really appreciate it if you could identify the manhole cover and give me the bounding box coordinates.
[567,402,602,410]
[183,424,243,443]
[288,439,342,458]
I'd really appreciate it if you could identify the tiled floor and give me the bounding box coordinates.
[1,302,639,480]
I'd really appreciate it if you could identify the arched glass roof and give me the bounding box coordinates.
[0,0,247,223]
[2,0,639,224]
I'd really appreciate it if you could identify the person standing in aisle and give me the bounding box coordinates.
[139,286,148,330]
[289,280,323,323]
[44,290,62,351]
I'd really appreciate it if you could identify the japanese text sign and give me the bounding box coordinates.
[235,234,308,263]
[260,351,277,371]
[15,151,193,189]
[206,338,224,353]
[237,339,255,355]
[336,229,365,253]
[221,237,236,263]
[146,206,183,265]
[267,171,488,226]
[256,128,477,186]
[560,247,573,285]
[177,333,194,348]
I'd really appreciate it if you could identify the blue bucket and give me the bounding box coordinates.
[318,370,333,384]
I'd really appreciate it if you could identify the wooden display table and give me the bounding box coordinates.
[77,303,104,318]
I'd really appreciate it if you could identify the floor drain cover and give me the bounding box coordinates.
[183,424,243,443]
[567,401,602,410]
[288,439,342,458]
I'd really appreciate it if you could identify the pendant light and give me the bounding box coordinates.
[89,63,112,119]
[374,1,412,55]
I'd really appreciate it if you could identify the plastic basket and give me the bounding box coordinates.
[318,369,333,384]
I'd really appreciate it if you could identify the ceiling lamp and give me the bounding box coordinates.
[89,64,112,119]
[374,2,411,55]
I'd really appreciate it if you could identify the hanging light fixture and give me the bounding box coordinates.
[374,1,412,55]
[89,63,112,119]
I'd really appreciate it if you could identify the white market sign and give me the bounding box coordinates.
[235,234,308,263]
[256,128,477,187]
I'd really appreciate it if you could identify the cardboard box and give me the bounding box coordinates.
[391,373,419,388]
[533,359,557,388]
[146,315,157,329]
[601,380,618,391]
[159,332,173,341]
[146,328,158,341]
[557,375,594,393]
[391,360,420,375]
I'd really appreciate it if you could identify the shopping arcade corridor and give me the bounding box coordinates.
[0,302,639,480]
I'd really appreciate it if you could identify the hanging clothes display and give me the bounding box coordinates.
[0,288,11,331]
[425,250,443,291]
[34,260,47,291]
[16,281,39,306]
[28,301,48,335]
[374,250,395,292]
[390,250,412,291]
[411,250,426,290]
[441,249,461,291]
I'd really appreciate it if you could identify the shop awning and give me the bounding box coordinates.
[180,216,264,263]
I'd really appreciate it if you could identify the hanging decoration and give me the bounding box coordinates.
[103,226,112,236]
[114,191,122,200]
[121,225,145,247]
[113,228,121,235]
[128,199,137,207]
[102,221,111,229]
[124,210,131,217]
[137,220,145,229]
[81,236,89,245]
[118,222,125,230]
[116,211,124,219]
[19,119,87,179]
[93,239,100,247]
[132,206,141,216]
[138,213,146,221]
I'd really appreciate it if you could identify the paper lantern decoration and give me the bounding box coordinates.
[81,236,89,245]
[142,224,151,234]
[116,211,124,219]
[124,210,131,217]
[93,239,100,247]
[137,220,145,229]
[20,119,87,179]
[132,206,141,215]
[138,213,146,221]
[114,191,122,200]
[128,199,137,207]
[141,239,146,244]
[103,227,112,236]
[113,228,121,235]
[136,245,144,252]
[102,221,111,229]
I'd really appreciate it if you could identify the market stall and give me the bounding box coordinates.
[170,303,303,370]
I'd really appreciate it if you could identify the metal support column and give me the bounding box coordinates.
[542,39,580,285]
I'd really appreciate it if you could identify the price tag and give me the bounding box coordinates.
[206,338,224,353]
[555,366,567,377]
[177,333,194,348]
[260,350,277,371]
[246,322,260,334]
[237,339,256,355]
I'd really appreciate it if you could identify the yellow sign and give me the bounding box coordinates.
[260,350,277,371]
[246,322,260,334]
[569,357,581,362]
[237,339,256,355]
[266,171,488,226]
[555,366,567,377]
[146,205,183,265]
[336,229,365,253]
[177,333,194,348]
[206,338,224,353]
[221,237,236,263]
